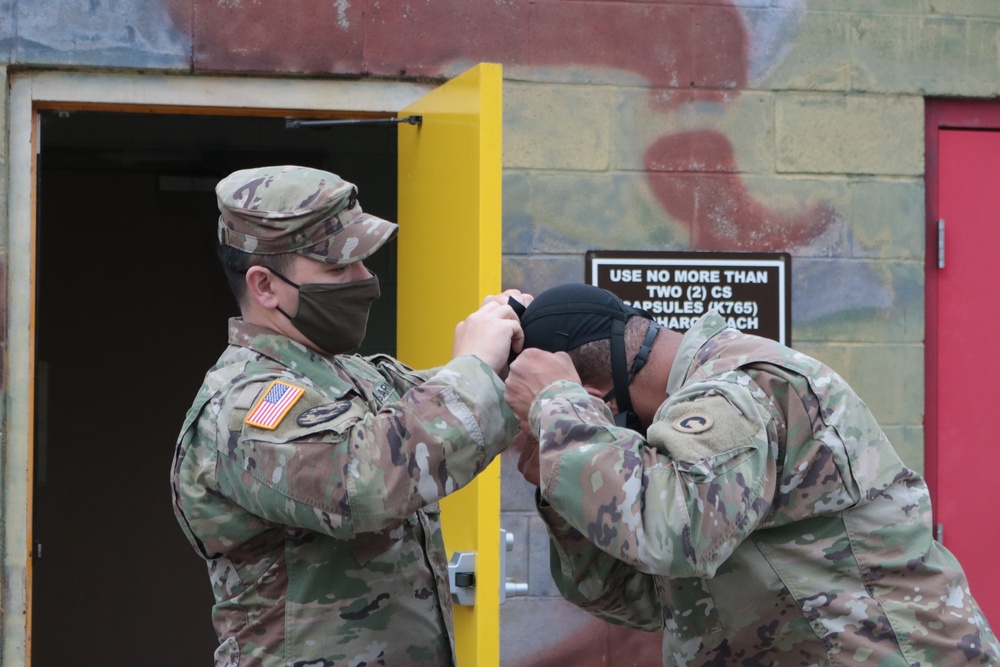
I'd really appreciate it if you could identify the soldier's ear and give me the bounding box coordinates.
[245,266,282,309]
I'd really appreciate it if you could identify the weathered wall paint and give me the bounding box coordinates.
[155,1,831,255]
[3,0,1000,664]
[7,1,188,67]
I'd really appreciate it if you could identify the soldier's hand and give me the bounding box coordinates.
[511,422,541,487]
[453,298,525,374]
[504,349,581,421]
[481,288,533,311]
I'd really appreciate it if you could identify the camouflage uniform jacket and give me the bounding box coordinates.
[172,318,518,667]
[532,311,999,666]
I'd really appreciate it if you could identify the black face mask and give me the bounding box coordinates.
[513,284,659,432]
[269,268,380,355]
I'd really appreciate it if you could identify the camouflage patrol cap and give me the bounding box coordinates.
[216,165,398,264]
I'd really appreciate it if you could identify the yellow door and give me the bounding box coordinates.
[396,63,504,666]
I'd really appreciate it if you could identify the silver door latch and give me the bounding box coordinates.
[447,529,529,607]
[448,551,477,606]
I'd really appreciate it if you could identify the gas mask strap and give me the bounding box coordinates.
[628,320,660,382]
[507,295,527,317]
[608,317,634,420]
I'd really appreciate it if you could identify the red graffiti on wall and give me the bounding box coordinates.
[648,130,836,250]
[159,5,826,662]
[163,0,829,252]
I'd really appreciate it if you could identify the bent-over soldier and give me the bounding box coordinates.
[506,283,999,666]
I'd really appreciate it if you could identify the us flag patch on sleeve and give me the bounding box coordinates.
[244,380,305,430]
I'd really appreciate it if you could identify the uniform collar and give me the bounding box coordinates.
[225,317,356,396]
[227,317,319,363]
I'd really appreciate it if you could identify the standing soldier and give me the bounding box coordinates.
[171,165,525,666]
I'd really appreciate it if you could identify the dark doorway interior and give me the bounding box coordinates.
[32,110,397,666]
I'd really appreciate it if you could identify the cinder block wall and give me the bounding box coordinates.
[495,3,1000,663]
[2,1,1000,665]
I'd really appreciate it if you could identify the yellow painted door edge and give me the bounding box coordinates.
[397,63,504,667]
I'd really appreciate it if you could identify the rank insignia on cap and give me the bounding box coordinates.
[672,413,714,434]
[245,380,305,430]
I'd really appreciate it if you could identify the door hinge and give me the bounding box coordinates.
[938,219,946,269]
[935,523,944,543]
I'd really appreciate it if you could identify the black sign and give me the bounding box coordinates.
[586,251,791,345]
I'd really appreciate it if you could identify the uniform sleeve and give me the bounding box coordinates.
[215,354,520,538]
[532,375,781,580]
[365,352,438,393]
[538,497,665,631]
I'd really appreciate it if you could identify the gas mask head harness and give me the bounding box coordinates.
[510,284,660,431]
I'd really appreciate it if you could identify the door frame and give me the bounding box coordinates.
[397,63,505,666]
[2,71,432,667]
[924,99,1000,512]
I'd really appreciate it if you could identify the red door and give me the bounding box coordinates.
[927,101,1000,627]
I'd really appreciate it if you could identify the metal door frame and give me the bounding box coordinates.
[2,71,431,666]
[924,99,1000,507]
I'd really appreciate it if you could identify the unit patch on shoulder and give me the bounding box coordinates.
[673,413,714,434]
[244,380,305,430]
[297,400,353,427]
[648,394,756,462]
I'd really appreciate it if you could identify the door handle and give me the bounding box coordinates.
[500,528,528,603]
[447,529,530,607]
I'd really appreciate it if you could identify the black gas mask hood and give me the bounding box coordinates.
[510,284,660,431]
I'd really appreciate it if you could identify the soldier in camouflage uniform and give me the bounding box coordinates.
[505,283,998,666]
[171,165,524,667]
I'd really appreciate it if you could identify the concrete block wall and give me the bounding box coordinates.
[1,1,1000,664]
[495,3,997,662]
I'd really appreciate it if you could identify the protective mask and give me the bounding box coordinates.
[515,285,661,433]
[270,269,380,355]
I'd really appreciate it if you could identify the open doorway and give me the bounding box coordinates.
[31,110,398,665]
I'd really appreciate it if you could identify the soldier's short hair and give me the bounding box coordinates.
[568,315,653,385]
[216,243,295,308]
